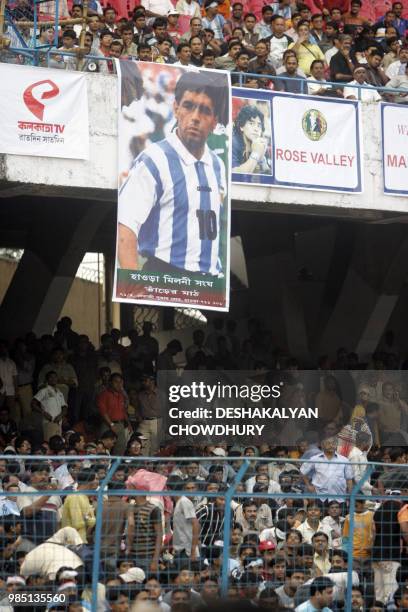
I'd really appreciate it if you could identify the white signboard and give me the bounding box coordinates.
[272,93,362,193]
[382,103,408,196]
[0,64,89,159]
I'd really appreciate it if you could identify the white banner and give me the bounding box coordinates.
[271,93,362,193]
[0,64,89,159]
[113,60,231,312]
[382,103,408,196]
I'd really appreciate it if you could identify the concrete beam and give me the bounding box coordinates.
[0,199,111,338]
[0,75,407,219]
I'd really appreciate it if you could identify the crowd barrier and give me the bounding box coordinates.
[0,455,407,610]
[1,46,407,101]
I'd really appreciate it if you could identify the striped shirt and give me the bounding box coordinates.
[128,501,162,559]
[118,132,226,276]
[196,502,225,546]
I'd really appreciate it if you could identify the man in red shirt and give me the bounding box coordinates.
[97,373,131,455]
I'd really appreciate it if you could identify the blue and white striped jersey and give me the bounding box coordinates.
[118,132,226,277]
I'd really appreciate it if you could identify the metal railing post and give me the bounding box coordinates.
[220,459,250,597]
[91,457,121,612]
[54,0,59,48]
[345,464,374,612]
[32,0,37,50]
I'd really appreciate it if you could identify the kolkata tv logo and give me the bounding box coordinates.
[302,109,327,141]
[23,79,60,120]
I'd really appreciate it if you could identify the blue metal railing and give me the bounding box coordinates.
[231,70,406,100]
[0,454,406,607]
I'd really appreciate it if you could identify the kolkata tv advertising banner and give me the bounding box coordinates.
[114,61,231,311]
[232,88,363,193]
[382,103,408,196]
[0,64,89,159]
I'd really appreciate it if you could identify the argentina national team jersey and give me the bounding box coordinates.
[118,132,226,276]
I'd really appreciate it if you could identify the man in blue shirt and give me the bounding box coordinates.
[392,1,408,37]
[300,437,354,502]
[295,577,334,612]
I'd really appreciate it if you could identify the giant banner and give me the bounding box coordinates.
[0,64,89,159]
[232,88,363,193]
[113,61,231,311]
[382,103,408,196]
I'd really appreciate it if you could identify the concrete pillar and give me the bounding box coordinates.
[245,251,309,362]
[274,252,309,363]
[0,199,110,339]
[316,225,408,360]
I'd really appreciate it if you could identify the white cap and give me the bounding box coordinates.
[59,569,78,580]
[119,567,146,583]
[212,447,226,457]
[58,581,78,591]
[7,576,26,586]
[167,9,179,15]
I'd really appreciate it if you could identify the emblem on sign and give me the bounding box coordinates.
[23,80,60,120]
[302,109,327,141]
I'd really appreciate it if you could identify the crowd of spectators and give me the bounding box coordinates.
[3,0,408,100]
[0,316,408,610]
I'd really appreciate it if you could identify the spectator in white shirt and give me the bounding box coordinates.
[174,42,192,65]
[143,0,174,18]
[32,371,67,441]
[246,463,281,493]
[308,59,332,95]
[268,14,293,69]
[386,63,408,102]
[325,32,341,66]
[17,463,62,545]
[385,45,408,78]
[175,0,201,18]
[297,501,332,546]
[348,431,373,496]
[321,500,345,548]
[343,65,382,101]
[172,489,200,560]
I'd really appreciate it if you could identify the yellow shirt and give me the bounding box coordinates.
[350,404,380,446]
[351,403,366,422]
[343,511,374,559]
[313,552,331,575]
[61,494,96,543]
[288,42,325,76]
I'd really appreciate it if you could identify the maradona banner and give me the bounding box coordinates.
[0,64,89,159]
[114,61,231,312]
[232,88,363,193]
[382,102,408,196]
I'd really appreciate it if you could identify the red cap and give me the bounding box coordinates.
[259,540,276,551]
